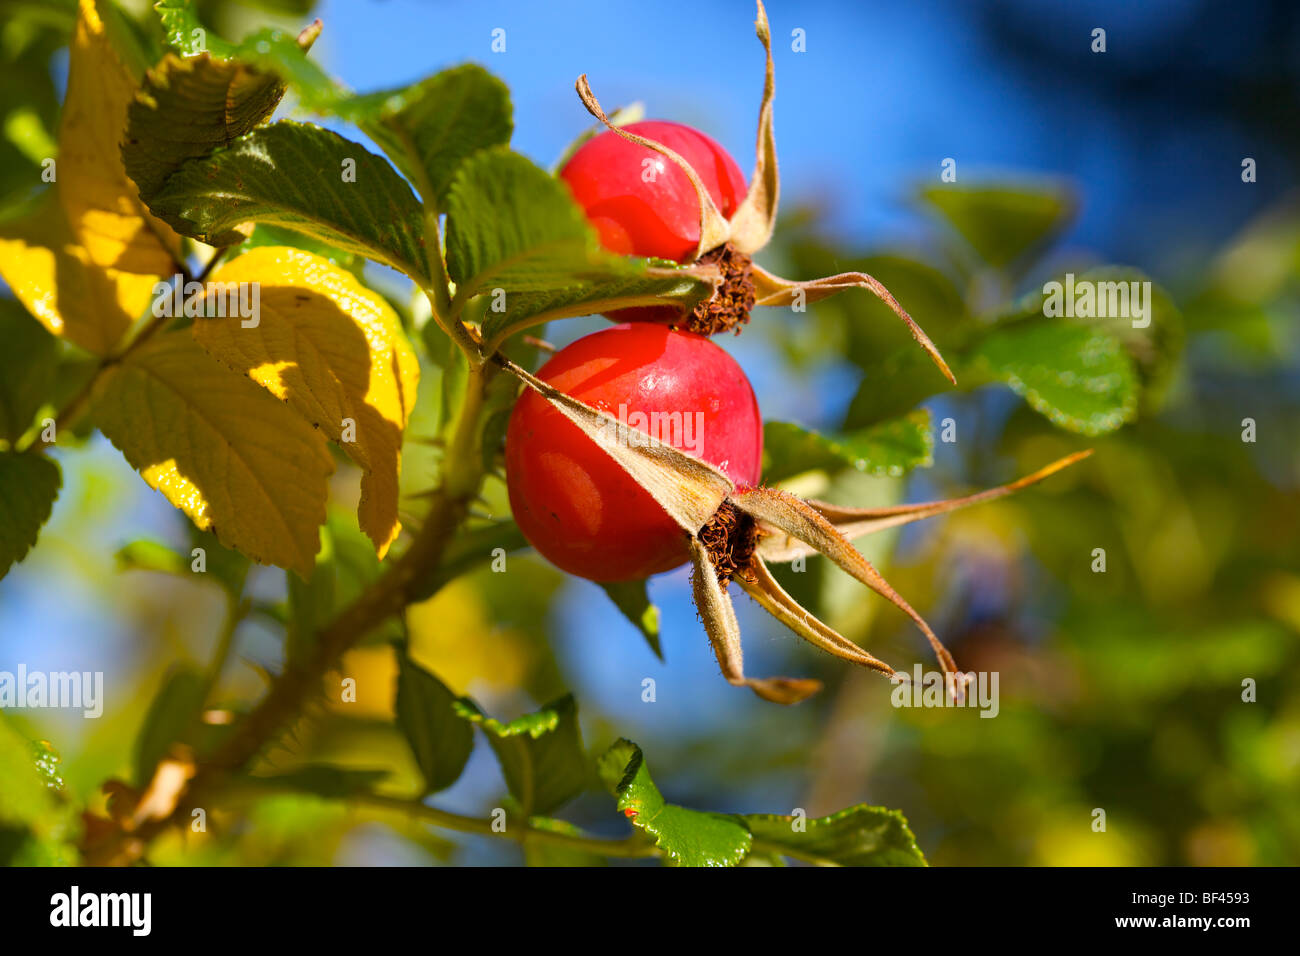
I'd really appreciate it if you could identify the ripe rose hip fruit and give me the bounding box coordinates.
[560,120,757,331]
[505,323,762,582]
[559,120,747,262]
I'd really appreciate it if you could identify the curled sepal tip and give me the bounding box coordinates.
[758,450,1094,563]
[690,539,822,704]
[751,263,957,385]
[737,555,897,678]
[728,0,779,255]
[575,74,732,260]
[730,485,963,693]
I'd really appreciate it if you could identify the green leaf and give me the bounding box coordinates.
[123,51,286,200]
[146,121,428,278]
[156,0,303,60]
[0,719,74,866]
[156,4,511,214]
[919,181,1076,270]
[846,345,958,429]
[480,273,714,352]
[445,148,625,298]
[133,665,207,787]
[969,320,1138,436]
[598,579,663,660]
[116,530,247,596]
[0,450,59,581]
[115,539,189,576]
[744,805,927,866]
[394,655,474,795]
[357,64,513,209]
[763,410,934,484]
[1028,267,1184,414]
[597,740,752,867]
[456,694,588,815]
[0,299,58,443]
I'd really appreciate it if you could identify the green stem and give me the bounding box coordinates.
[349,793,659,859]
[200,595,249,707]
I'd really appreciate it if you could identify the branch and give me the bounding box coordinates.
[346,793,659,860]
[93,360,498,863]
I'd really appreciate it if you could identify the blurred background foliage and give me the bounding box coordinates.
[1,0,1298,866]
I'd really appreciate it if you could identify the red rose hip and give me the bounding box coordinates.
[505,323,762,582]
[559,120,748,262]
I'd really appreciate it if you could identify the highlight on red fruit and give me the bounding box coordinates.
[559,120,747,263]
[504,323,762,582]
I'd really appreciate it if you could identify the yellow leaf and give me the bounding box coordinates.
[58,0,180,274]
[93,330,335,577]
[0,0,183,356]
[193,247,420,558]
[0,193,156,355]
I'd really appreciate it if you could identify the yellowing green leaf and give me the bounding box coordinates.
[93,330,334,577]
[0,193,156,355]
[58,0,181,274]
[124,51,288,201]
[0,0,182,357]
[192,247,419,557]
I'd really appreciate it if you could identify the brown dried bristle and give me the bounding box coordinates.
[697,501,759,586]
[677,244,756,336]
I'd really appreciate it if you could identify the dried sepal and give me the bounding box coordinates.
[727,0,779,255]
[758,450,1093,562]
[751,262,957,385]
[493,354,733,534]
[737,555,896,678]
[690,538,822,704]
[730,485,962,689]
[575,74,732,259]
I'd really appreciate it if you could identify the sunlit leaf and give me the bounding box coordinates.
[597,739,751,867]
[59,0,181,274]
[146,121,428,279]
[970,320,1138,436]
[744,805,926,866]
[763,410,933,484]
[0,192,157,355]
[456,694,588,815]
[194,246,420,556]
[446,149,632,298]
[355,64,513,208]
[92,330,333,577]
[123,51,288,200]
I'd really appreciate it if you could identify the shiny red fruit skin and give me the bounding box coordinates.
[505,324,762,582]
[559,120,747,263]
